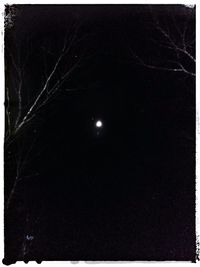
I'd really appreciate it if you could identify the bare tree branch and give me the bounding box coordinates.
[5,26,83,211]
[129,49,195,77]
[130,7,195,78]
[5,87,11,137]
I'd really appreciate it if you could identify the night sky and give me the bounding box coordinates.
[4,5,196,263]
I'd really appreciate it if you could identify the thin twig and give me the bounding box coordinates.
[5,87,11,136]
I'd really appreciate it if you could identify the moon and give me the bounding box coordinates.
[96,120,103,128]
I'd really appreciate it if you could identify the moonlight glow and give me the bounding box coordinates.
[96,120,103,128]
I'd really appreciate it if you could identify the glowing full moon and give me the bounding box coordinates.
[96,120,103,128]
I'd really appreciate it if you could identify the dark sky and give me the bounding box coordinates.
[4,5,195,263]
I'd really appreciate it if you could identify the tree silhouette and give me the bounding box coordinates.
[130,5,195,78]
[4,6,87,260]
